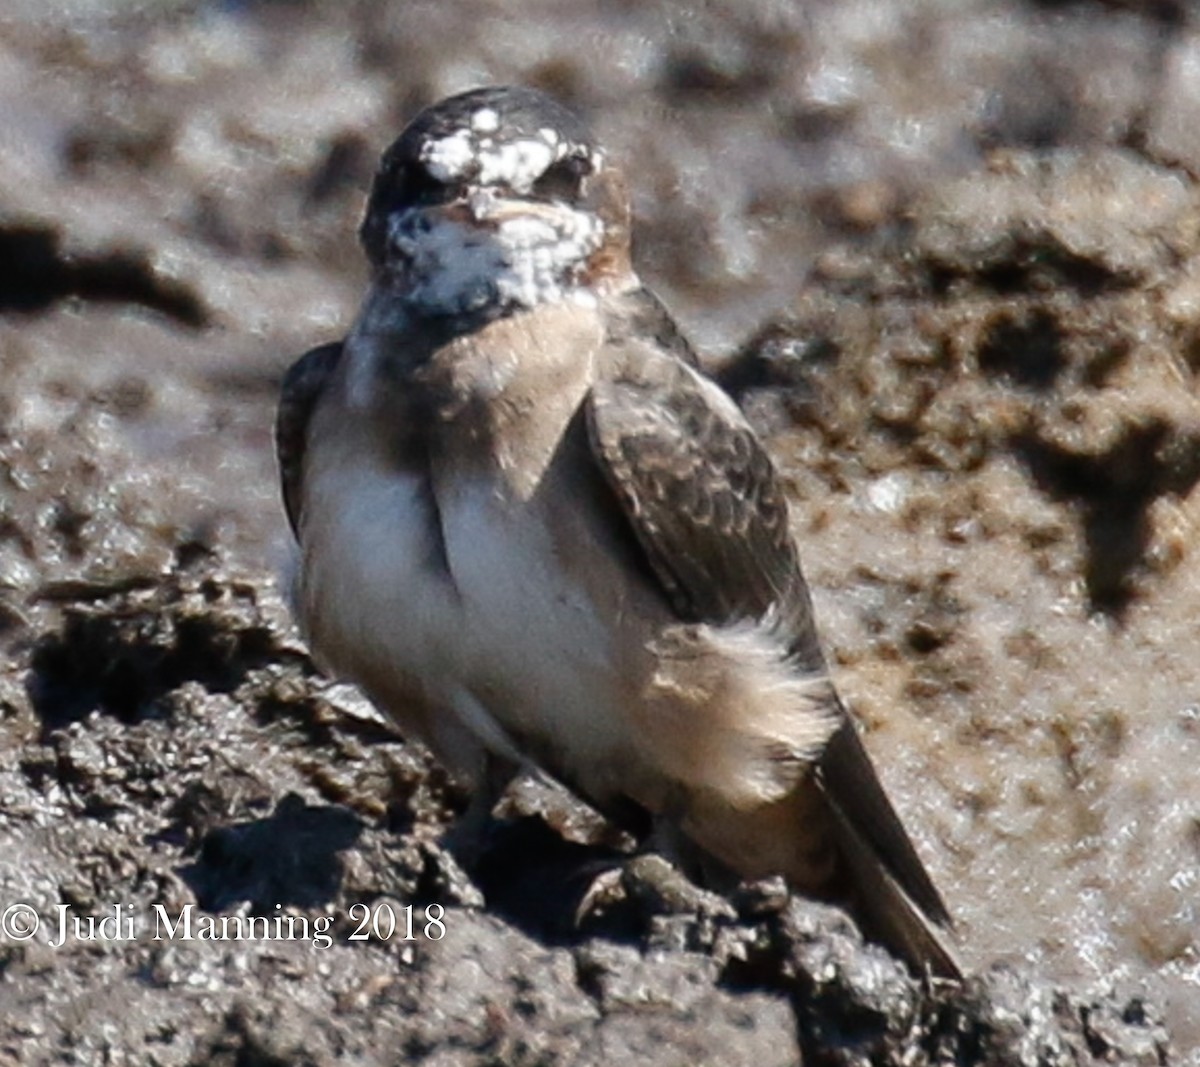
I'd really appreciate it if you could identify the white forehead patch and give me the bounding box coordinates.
[388,202,603,316]
[417,119,588,194]
[476,138,556,191]
[421,128,476,183]
[470,108,500,133]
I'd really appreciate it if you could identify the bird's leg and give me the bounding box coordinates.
[443,751,520,864]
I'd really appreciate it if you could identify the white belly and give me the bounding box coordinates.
[299,452,634,788]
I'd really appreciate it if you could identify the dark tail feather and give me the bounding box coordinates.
[824,790,962,980]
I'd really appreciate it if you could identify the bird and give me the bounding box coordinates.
[275,85,960,978]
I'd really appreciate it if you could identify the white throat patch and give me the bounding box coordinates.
[389,201,603,316]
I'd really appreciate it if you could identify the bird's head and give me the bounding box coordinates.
[359,86,633,321]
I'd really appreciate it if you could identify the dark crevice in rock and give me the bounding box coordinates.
[471,816,628,944]
[1012,420,1200,614]
[187,1004,299,1067]
[1022,0,1188,28]
[661,50,777,102]
[1082,336,1133,388]
[304,132,375,206]
[975,66,1081,151]
[179,793,363,913]
[978,307,1068,389]
[1178,325,1200,376]
[26,607,281,735]
[926,236,1138,299]
[719,325,841,398]
[0,222,208,327]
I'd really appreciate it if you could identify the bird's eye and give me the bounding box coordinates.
[400,164,452,207]
[531,155,591,201]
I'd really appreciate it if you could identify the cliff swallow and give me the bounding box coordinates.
[276,86,959,977]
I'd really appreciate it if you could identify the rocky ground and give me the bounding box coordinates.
[0,0,1197,1063]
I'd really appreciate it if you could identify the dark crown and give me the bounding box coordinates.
[360,86,609,266]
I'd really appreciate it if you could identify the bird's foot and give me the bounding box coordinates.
[573,852,736,929]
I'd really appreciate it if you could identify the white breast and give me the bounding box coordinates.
[440,477,619,726]
[301,456,462,683]
[299,441,633,788]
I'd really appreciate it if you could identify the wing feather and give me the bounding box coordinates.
[586,333,956,966]
[588,338,819,662]
[275,341,343,538]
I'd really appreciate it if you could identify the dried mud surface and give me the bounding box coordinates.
[0,1,1197,1063]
